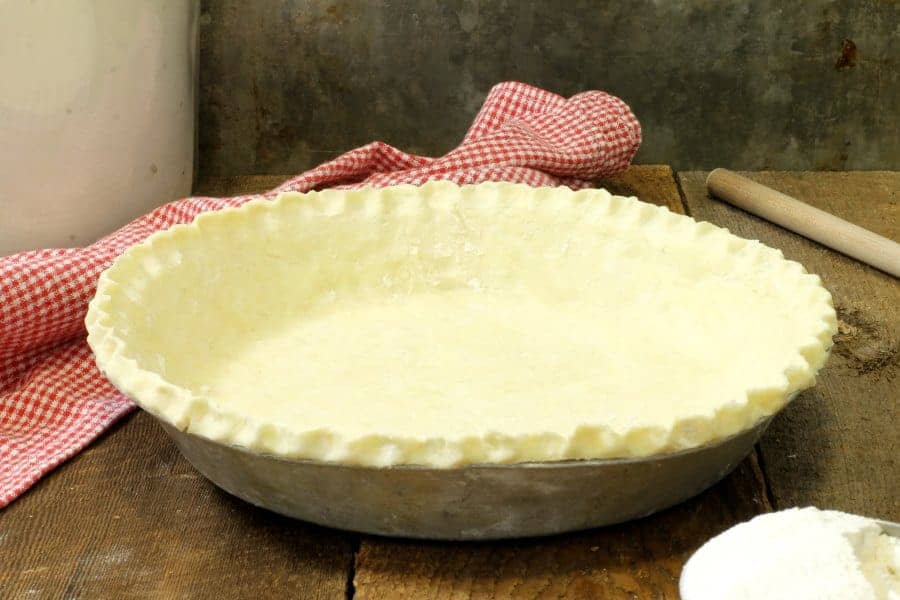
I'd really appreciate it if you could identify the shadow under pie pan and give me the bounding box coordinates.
[86,182,836,540]
[158,416,773,540]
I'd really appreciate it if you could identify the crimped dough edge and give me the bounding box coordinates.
[86,181,837,467]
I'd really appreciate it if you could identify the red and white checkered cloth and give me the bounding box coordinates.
[0,82,640,507]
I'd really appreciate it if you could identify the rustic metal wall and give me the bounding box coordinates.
[198,1,899,176]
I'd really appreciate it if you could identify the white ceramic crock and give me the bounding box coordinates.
[0,0,199,256]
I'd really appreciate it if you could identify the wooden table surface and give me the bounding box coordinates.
[1,167,897,599]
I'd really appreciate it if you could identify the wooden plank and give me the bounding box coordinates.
[0,412,354,599]
[352,165,773,600]
[678,171,899,520]
[354,458,769,600]
[194,175,287,196]
[599,165,686,215]
[0,174,355,600]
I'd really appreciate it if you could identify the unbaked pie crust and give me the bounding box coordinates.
[86,182,837,467]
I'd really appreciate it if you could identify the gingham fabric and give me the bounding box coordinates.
[0,82,640,507]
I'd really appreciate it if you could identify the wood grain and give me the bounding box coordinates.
[354,457,769,600]
[678,171,899,520]
[351,165,773,600]
[0,413,354,599]
[194,175,287,196]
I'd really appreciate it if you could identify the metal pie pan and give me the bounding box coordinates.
[159,417,772,540]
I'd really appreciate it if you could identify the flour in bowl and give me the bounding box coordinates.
[680,507,900,600]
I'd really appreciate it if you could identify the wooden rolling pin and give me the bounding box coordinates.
[706,168,900,279]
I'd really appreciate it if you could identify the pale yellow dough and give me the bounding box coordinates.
[86,182,837,467]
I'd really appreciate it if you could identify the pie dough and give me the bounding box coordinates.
[86,182,837,467]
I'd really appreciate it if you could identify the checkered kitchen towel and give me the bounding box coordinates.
[0,82,640,507]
